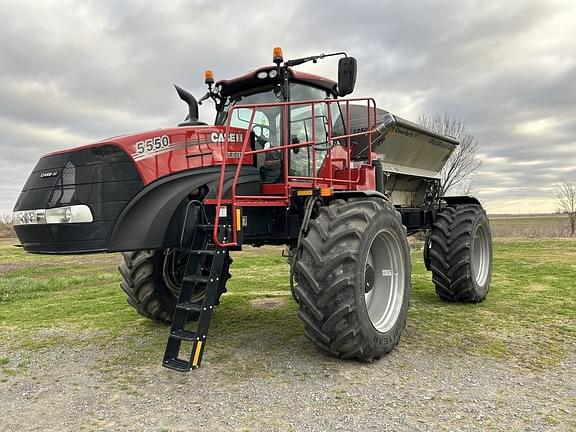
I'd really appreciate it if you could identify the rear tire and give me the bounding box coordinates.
[119,249,230,322]
[429,204,493,302]
[423,233,432,271]
[294,198,411,361]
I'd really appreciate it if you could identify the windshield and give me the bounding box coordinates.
[215,85,281,126]
[290,84,328,102]
[218,84,330,121]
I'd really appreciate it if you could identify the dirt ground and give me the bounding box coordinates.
[1,331,575,431]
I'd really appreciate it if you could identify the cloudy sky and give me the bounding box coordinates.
[1,0,575,214]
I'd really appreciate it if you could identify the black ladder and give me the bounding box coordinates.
[162,224,229,372]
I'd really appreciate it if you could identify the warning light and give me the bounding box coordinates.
[273,47,284,65]
[204,70,215,85]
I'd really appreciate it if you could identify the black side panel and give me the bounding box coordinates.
[441,196,482,206]
[333,190,389,200]
[13,145,143,253]
[108,166,260,252]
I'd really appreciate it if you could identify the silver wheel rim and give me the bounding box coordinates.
[364,229,405,333]
[471,224,490,286]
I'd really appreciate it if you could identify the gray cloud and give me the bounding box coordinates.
[0,0,575,213]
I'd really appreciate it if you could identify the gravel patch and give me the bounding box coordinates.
[249,297,287,310]
[1,338,574,431]
[0,263,31,273]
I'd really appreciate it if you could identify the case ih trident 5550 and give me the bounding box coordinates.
[12,48,493,371]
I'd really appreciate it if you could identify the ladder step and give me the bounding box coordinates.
[188,249,217,256]
[183,275,210,284]
[170,329,197,341]
[176,302,204,313]
[163,358,191,372]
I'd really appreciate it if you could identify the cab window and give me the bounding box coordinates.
[289,84,332,178]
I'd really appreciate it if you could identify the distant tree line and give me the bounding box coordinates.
[556,180,576,237]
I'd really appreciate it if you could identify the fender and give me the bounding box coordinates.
[440,195,482,206]
[108,166,260,252]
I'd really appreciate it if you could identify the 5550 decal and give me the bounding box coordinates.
[135,135,170,156]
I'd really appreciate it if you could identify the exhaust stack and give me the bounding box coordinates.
[174,85,205,127]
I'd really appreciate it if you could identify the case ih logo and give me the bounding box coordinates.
[40,171,58,178]
[210,132,244,143]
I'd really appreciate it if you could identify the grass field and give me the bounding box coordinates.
[490,214,572,238]
[0,237,575,375]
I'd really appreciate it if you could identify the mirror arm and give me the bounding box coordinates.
[285,52,348,67]
[198,90,221,106]
[198,92,211,105]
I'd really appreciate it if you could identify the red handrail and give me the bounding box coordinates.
[212,97,378,247]
[212,108,256,247]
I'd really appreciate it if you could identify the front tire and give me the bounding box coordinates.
[429,204,493,302]
[119,249,229,322]
[294,198,411,361]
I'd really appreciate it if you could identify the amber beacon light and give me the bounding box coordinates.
[273,47,284,65]
[204,70,215,85]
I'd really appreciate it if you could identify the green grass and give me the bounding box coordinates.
[410,239,576,366]
[0,238,574,369]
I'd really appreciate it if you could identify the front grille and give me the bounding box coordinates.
[13,144,144,253]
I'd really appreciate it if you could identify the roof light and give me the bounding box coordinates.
[273,47,283,65]
[204,70,215,85]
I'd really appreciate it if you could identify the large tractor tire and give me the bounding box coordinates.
[429,204,492,303]
[293,198,411,361]
[119,249,229,322]
[423,233,432,271]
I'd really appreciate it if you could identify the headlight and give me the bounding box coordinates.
[268,69,278,78]
[256,71,268,79]
[12,205,93,226]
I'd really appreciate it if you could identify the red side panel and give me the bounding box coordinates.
[118,126,252,184]
[44,126,253,185]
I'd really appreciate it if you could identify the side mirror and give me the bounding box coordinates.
[337,57,357,97]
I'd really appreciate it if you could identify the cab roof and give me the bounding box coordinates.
[216,66,338,98]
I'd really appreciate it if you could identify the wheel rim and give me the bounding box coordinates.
[471,224,490,286]
[364,229,405,333]
[163,249,206,302]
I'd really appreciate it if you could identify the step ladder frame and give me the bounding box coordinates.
[162,223,230,372]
